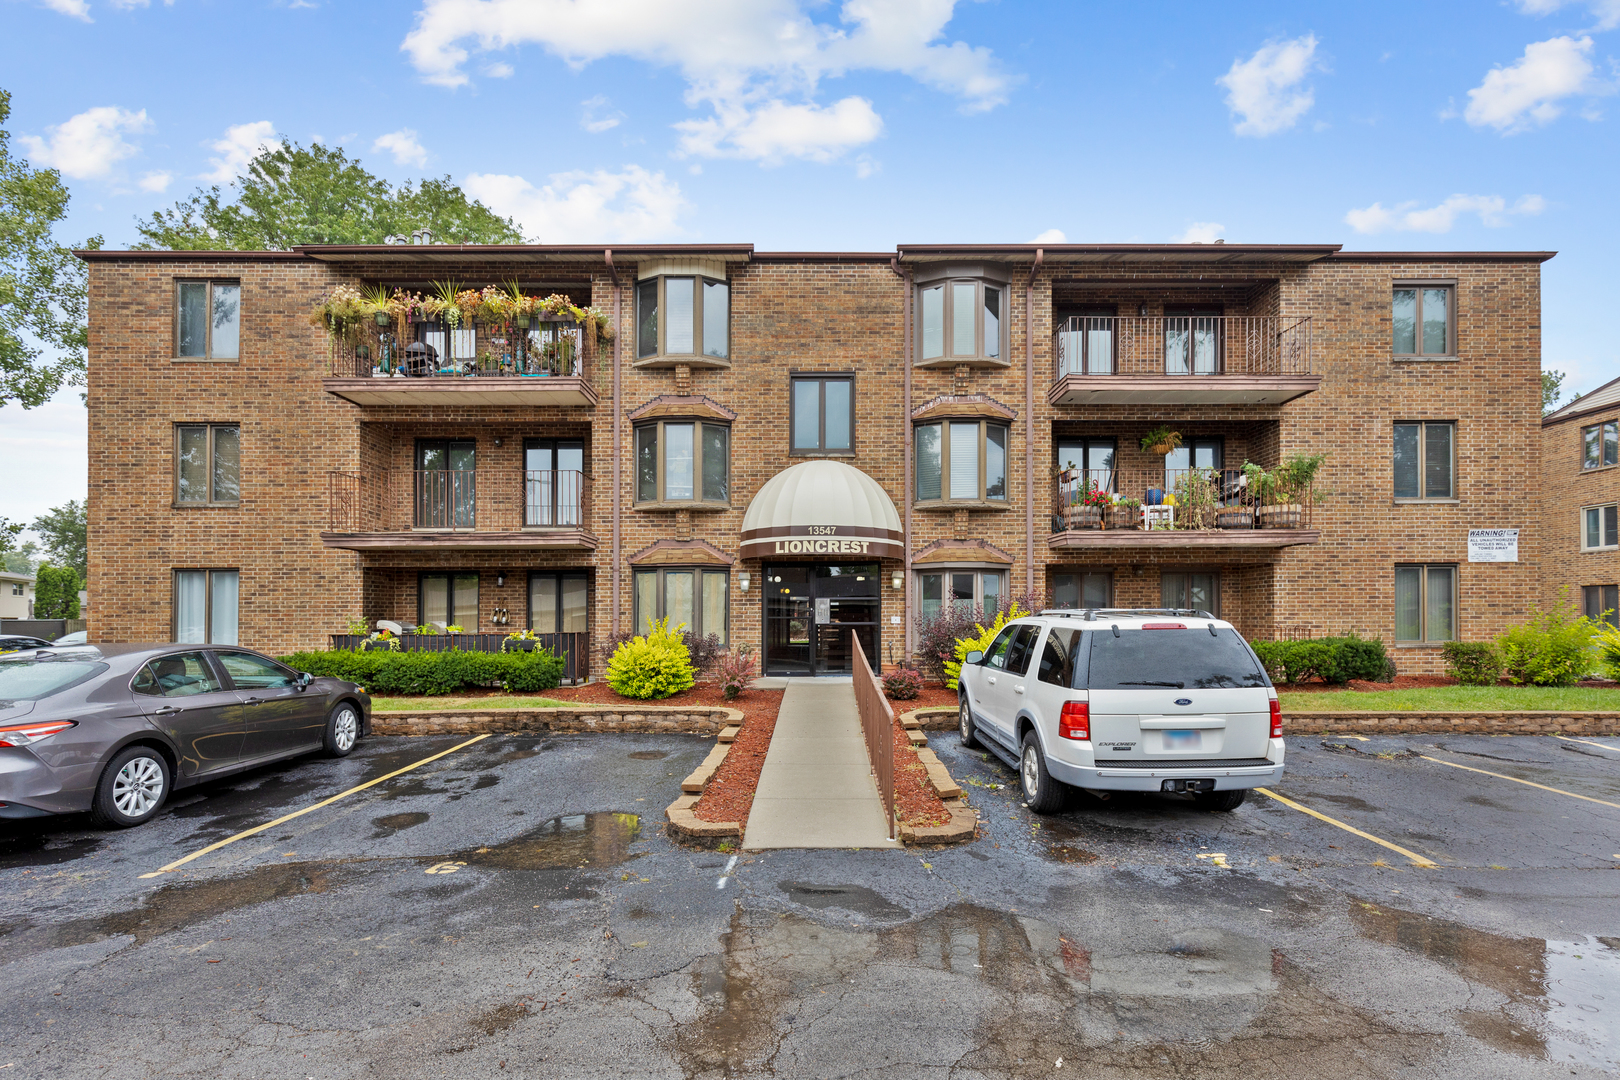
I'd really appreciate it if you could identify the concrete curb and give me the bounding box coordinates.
[898,706,958,732]
[665,793,740,843]
[901,798,978,844]
[1282,710,1620,735]
[372,704,744,737]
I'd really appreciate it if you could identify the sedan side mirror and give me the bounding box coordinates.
[965,650,984,665]
[297,671,314,690]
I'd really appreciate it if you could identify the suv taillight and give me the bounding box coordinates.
[1141,623,1186,630]
[0,719,76,747]
[1269,699,1283,739]
[1059,701,1090,740]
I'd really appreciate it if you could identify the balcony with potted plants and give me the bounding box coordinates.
[1049,424,1324,550]
[313,282,612,407]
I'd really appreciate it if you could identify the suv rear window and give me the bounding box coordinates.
[1085,626,1268,690]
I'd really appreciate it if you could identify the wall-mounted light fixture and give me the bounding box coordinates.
[496,571,506,587]
[494,436,503,447]
[738,571,751,592]
[891,570,904,590]
[1137,303,1149,317]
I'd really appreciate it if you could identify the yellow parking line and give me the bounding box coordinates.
[139,734,492,878]
[1254,787,1438,868]
[1554,735,1620,753]
[1420,755,1620,811]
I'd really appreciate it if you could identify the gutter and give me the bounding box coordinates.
[1025,248,1043,597]
[606,249,621,639]
[892,256,912,656]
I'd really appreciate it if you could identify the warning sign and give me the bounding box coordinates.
[1467,529,1519,563]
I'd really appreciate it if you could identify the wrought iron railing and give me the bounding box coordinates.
[1053,316,1312,379]
[1052,466,1316,532]
[327,315,600,387]
[851,632,896,841]
[328,631,588,683]
[327,469,590,533]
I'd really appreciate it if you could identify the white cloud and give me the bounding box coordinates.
[1464,35,1603,131]
[40,0,91,18]
[203,121,280,183]
[1515,0,1620,30]
[1029,228,1066,243]
[1344,194,1546,233]
[482,61,514,77]
[18,106,150,179]
[373,128,429,167]
[462,165,687,243]
[580,95,624,133]
[1173,222,1226,243]
[674,96,882,163]
[1217,34,1320,136]
[853,153,878,178]
[401,0,1011,164]
[138,170,172,192]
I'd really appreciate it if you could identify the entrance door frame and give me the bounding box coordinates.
[761,562,882,677]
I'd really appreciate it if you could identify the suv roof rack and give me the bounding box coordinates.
[1037,607,1217,622]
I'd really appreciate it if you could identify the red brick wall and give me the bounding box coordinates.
[1542,405,1620,614]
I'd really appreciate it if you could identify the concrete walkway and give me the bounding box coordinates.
[742,678,898,850]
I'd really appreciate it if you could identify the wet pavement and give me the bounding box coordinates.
[0,728,1617,1077]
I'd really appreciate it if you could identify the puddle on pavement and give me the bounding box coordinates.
[778,882,910,920]
[371,811,431,838]
[627,751,668,760]
[0,828,104,870]
[1030,816,1136,863]
[1350,899,1619,1071]
[456,812,641,871]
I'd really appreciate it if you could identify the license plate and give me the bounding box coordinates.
[1164,730,1203,751]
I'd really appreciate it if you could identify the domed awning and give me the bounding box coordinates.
[740,460,904,560]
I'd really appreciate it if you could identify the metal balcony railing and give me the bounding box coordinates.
[327,316,599,386]
[1052,466,1316,533]
[1052,316,1312,379]
[327,469,590,533]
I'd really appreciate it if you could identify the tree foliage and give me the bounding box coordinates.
[33,563,80,620]
[32,499,84,579]
[0,88,98,408]
[134,142,523,251]
[1542,369,1566,415]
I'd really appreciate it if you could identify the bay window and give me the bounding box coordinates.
[917,569,1005,618]
[916,275,1006,365]
[636,275,729,362]
[635,420,729,505]
[915,420,1008,503]
[633,567,728,642]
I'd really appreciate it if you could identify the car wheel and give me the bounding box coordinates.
[1194,789,1246,812]
[958,692,980,749]
[324,701,362,757]
[91,746,171,828]
[1019,732,1067,815]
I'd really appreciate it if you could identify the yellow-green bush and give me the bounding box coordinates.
[943,603,1030,691]
[606,619,696,699]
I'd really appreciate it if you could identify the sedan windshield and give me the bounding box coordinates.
[0,658,107,701]
[1086,627,1268,689]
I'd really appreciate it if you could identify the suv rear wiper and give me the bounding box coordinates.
[1115,680,1185,688]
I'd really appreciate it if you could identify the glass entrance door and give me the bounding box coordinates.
[763,563,881,676]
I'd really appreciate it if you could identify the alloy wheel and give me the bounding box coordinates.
[959,701,971,738]
[1021,746,1039,800]
[333,707,359,752]
[113,757,164,818]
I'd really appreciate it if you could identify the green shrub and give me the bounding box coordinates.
[882,664,922,701]
[605,619,695,700]
[279,647,564,696]
[944,603,1031,691]
[1598,625,1620,682]
[1249,634,1390,685]
[1495,594,1599,687]
[1441,641,1503,686]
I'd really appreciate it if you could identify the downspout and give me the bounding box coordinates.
[891,255,912,655]
[606,249,621,638]
[1025,248,1044,598]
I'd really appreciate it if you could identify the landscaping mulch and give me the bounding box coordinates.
[539,681,785,726]
[885,681,958,712]
[1280,675,1460,693]
[693,700,779,830]
[891,719,950,828]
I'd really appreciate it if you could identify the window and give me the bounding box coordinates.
[791,376,854,454]
[416,440,476,528]
[1164,307,1223,375]
[1056,439,1117,494]
[10,583,22,596]
[1161,572,1218,615]
[215,652,295,689]
[175,424,240,505]
[1165,437,1223,489]
[1392,285,1452,356]
[530,572,588,633]
[524,438,585,526]
[133,652,224,697]
[1583,422,1619,469]
[1393,421,1455,499]
[917,278,1005,363]
[633,567,728,643]
[1584,504,1619,550]
[174,569,239,645]
[634,421,729,504]
[176,280,240,360]
[635,275,728,361]
[1394,564,1456,642]
[915,421,1008,502]
[1036,626,1081,687]
[1584,585,1619,628]
[1050,571,1112,609]
[916,570,1005,618]
[420,573,478,629]
[1055,308,1116,375]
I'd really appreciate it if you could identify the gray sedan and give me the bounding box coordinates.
[0,644,370,827]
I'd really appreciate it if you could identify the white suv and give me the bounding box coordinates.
[956,608,1284,814]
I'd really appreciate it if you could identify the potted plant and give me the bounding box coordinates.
[1140,426,1184,456]
[363,283,395,327]
[1257,453,1326,528]
[1057,459,1078,486]
[1109,496,1142,529]
[431,281,464,329]
[1071,480,1110,528]
[503,629,539,653]
[1172,468,1218,530]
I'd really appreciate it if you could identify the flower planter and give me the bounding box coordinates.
[509,638,536,652]
[1106,507,1139,529]
[1067,506,1103,529]
[1215,507,1255,529]
[1258,503,1302,529]
[1147,442,1176,456]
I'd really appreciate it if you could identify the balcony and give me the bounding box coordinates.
[321,469,596,551]
[1049,316,1319,406]
[322,317,599,408]
[1049,466,1320,550]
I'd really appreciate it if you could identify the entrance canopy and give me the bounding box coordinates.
[740,460,904,560]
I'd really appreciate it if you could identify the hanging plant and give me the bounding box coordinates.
[430,280,463,328]
[308,283,368,343]
[1140,426,1184,456]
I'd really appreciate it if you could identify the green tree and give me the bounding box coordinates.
[0,516,23,552]
[0,88,100,408]
[1542,369,1566,415]
[3,539,40,575]
[32,499,84,579]
[135,142,522,250]
[32,563,80,620]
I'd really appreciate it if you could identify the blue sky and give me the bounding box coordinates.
[4,0,1618,526]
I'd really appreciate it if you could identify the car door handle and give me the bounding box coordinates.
[1014,686,1025,695]
[243,697,265,706]
[987,676,997,685]
[152,705,180,716]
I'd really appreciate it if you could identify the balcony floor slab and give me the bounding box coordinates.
[1048,528,1319,550]
[322,376,597,407]
[1048,374,1321,406]
[321,529,598,552]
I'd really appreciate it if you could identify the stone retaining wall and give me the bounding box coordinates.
[372,706,743,738]
[1283,712,1620,736]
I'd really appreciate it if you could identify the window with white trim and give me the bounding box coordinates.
[1584,504,1619,550]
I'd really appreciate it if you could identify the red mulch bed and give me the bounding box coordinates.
[539,681,785,725]
[886,682,958,712]
[693,698,779,829]
[1281,674,1462,693]
[891,719,950,827]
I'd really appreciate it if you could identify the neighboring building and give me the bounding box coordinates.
[1542,374,1620,625]
[81,241,1551,675]
[0,571,35,620]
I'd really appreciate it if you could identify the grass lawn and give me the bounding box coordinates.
[1280,685,1620,712]
[371,695,572,712]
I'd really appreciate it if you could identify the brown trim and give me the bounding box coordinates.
[913,538,1016,566]
[626,394,738,422]
[910,393,1017,422]
[741,524,902,541]
[1329,250,1556,263]
[627,539,736,566]
[321,376,598,408]
[1047,529,1321,549]
[78,249,308,262]
[788,372,857,456]
[899,243,1342,262]
[751,252,897,262]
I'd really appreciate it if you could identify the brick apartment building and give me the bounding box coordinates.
[81,241,1553,677]
[1543,374,1620,624]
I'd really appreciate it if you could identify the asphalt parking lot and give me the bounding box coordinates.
[1,727,1617,1078]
